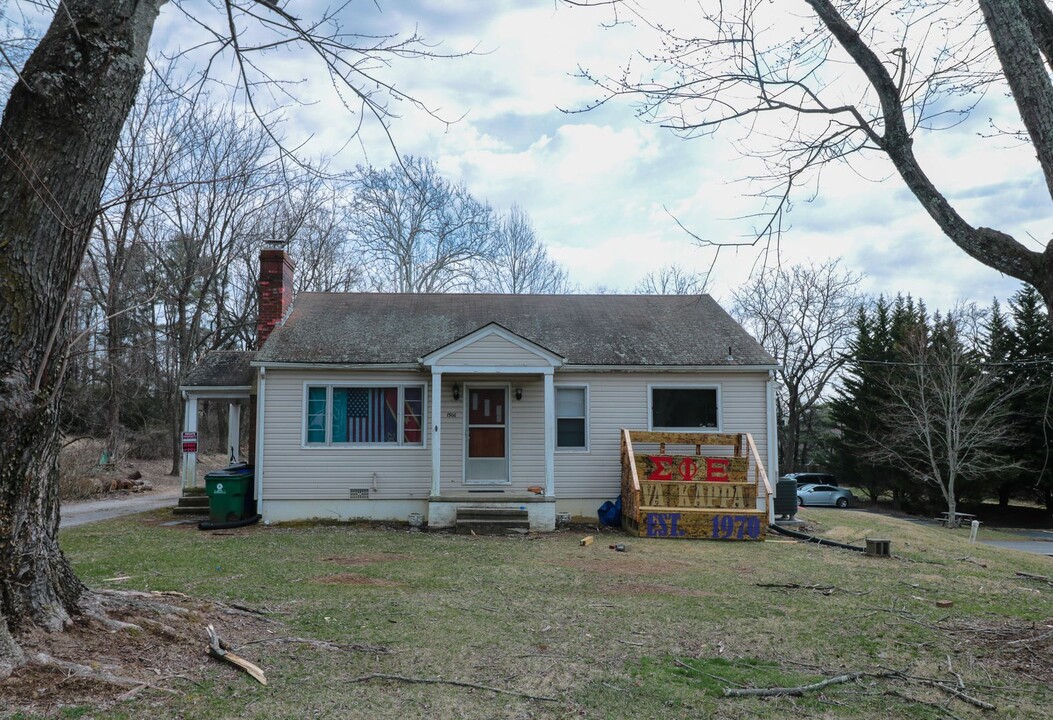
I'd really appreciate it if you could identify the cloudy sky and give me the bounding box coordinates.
[52,1,1053,308]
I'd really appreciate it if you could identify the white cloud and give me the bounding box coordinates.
[140,1,1048,313]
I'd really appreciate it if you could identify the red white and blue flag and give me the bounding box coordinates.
[347,388,397,442]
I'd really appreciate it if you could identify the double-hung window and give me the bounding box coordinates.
[649,386,720,431]
[556,386,588,450]
[305,385,425,446]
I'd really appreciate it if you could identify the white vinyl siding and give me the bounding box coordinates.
[434,333,552,367]
[553,372,769,500]
[262,369,432,501]
[262,368,770,504]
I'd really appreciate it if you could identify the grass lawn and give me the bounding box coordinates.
[20,509,1053,718]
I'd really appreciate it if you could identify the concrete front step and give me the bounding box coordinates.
[173,491,210,516]
[177,496,209,508]
[457,507,528,520]
[454,507,530,534]
[172,506,209,516]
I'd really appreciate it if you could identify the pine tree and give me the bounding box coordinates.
[1006,286,1053,513]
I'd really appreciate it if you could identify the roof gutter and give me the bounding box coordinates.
[251,361,780,373]
[556,364,781,373]
[250,361,422,371]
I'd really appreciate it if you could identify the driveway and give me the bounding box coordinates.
[982,528,1053,557]
[60,487,181,528]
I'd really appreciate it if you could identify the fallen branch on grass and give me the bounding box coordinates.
[723,670,874,697]
[1007,628,1053,646]
[754,582,870,596]
[205,625,267,686]
[347,672,558,702]
[1015,572,1053,587]
[918,678,996,710]
[723,668,996,711]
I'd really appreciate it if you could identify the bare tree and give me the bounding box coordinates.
[350,156,496,292]
[0,0,458,675]
[81,66,186,448]
[864,312,1021,524]
[151,104,283,474]
[486,205,572,294]
[573,1,1053,314]
[634,264,707,295]
[222,173,362,349]
[732,260,862,473]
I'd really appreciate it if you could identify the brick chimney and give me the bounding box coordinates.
[257,244,295,347]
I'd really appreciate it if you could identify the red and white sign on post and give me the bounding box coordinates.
[182,431,198,454]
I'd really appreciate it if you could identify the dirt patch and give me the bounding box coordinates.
[958,617,1053,686]
[313,573,403,587]
[2,591,273,717]
[319,554,413,566]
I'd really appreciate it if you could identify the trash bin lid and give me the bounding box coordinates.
[204,466,255,481]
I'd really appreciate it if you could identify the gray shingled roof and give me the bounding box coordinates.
[182,350,257,387]
[254,294,775,367]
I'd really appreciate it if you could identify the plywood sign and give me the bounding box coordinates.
[641,481,756,509]
[643,510,766,540]
[637,455,747,483]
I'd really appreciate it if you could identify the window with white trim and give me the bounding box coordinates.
[650,386,719,430]
[305,385,425,446]
[556,386,587,449]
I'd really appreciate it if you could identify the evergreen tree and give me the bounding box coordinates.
[985,298,1025,507]
[1006,286,1053,513]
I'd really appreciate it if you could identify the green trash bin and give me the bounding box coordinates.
[204,465,255,522]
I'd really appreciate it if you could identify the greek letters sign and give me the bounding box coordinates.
[182,431,198,454]
[638,454,747,483]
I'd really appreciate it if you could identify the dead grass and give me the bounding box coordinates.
[2,507,1050,718]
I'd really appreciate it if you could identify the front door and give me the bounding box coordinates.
[465,387,509,484]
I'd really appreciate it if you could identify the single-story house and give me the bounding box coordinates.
[180,246,779,530]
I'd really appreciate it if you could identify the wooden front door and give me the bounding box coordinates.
[465,387,508,483]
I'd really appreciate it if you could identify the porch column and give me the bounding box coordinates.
[181,393,198,490]
[227,402,240,463]
[544,370,555,497]
[431,371,442,497]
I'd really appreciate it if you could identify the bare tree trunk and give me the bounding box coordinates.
[0,0,164,676]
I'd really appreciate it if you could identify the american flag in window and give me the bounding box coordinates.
[334,387,398,443]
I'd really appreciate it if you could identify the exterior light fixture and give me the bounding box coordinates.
[515,388,523,401]
[452,383,461,401]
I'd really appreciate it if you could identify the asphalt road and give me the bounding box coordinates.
[981,528,1053,557]
[60,487,181,528]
